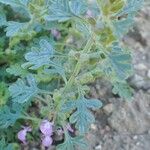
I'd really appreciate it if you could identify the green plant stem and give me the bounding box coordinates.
[35,95,47,103]
[38,89,53,95]
[53,38,93,123]
[20,116,41,122]
[63,37,93,92]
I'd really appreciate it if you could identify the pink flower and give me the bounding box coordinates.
[40,120,53,136]
[86,10,93,18]
[42,136,53,148]
[17,126,32,144]
[51,29,61,40]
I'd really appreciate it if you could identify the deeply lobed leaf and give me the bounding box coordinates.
[5,21,28,37]
[0,105,22,128]
[103,43,133,80]
[112,81,133,99]
[45,0,87,22]
[9,75,38,103]
[0,0,29,8]
[62,96,102,134]
[22,39,54,70]
[57,132,87,150]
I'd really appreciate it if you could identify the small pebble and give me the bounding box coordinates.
[133,136,138,140]
[100,129,105,135]
[134,63,147,70]
[148,130,150,134]
[105,125,110,132]
[95,144,102,150]
[147,70,150,78]
[103,103,114,115]
[131,74,145,88]
[136,142,141,146]
[91,124,97,130]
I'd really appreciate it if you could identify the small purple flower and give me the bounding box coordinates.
[17,126,32,144]
[51,29,61,40]
[42,136,53,148]
[66,123,74,133]
[86,10,93,18]
[40,120,53,136]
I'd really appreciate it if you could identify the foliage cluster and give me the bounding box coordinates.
[0,0,143,149]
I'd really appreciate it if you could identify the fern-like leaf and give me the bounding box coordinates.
[62,96,102,134]
[69,0,87,16]
[45,0,87,22]
[45,0,71,22]
[0,0,29,8]
[103,43,133,80]
[112,0,144,38]
[6,64,28,77]
[0,105,22,128]
[22,39,54,70]
[112,81,133,99]
[5,21,27,37]
[9,75,38,103]
[57,131,87,150]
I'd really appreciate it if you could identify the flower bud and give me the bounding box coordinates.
[86,10,93,18]
[17,126,31,144]
[51,29,61,40]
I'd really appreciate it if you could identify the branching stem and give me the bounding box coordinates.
[63,37,93,92]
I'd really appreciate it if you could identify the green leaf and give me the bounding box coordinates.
[0,105,22,128]
[112,81,133,99]
[0,82,9,106]
[22,39,54,70]
[44,63,67,83]
[9,75,38,103]
[5,144,17,150]
[23,39,66,81]
[103,43,133,80]
[45,0,72,22]
[45,0,87,22]
[75,21,91,38]
[118,0,144,15]
[57,132,88,150]
[62,96,102,134]
[112,0,144,38]
[0,6,6,27]
[70,0,87,16]
[0,138,18,150]
[0,0,29,8]
[112,15,134,38]
[6,64,28,77]
[5,21,27,37]
[0,138,5,149]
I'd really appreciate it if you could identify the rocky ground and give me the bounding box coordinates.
[87,2,150,150]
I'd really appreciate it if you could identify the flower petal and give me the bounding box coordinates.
[40,120,53,136]
[42,136,53,147]
[17,126,31,144]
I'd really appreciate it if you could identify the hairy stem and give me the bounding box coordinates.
[20,116,41,122]
[63,37,93,92]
